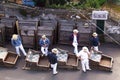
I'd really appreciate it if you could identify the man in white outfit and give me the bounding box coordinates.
[70,29,79,55]
[77,46,91,72]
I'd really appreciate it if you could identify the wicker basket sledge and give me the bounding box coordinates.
[3,51,19,67]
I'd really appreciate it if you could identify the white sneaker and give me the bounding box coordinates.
[53,72,58,75]
[87,69,91,71]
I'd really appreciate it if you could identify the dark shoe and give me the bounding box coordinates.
[82,70,86,73]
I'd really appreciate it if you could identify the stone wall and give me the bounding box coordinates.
[105,21,120,43]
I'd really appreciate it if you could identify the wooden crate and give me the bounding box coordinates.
[3,51,18,67]
[0,11,5,18]
[0,47,8,66]
[20,30,36,49]
[40,20,57,29]
[79,33,91,47]
[23,49,40,70]
[77,21,95,47]
[58,31,73,45]
[5,27,14,42]
[66,53,79,69]
[21,36,35,48]
[1,17,16,42]
[58,20,76,45]
[37,26,54,43]
[0,24,5,46]
[99,54,113,72]
[18,20,38,34]
[58,60,66,66]
[0,4,5,18]
[18,20,38,30]
[24,60,38,70]
[77,26,92,34]
[58,20,75,27]
[59,25,74,31]
[57,49,79,70]
[1,18,16,27]
[18,20,38,49]
[57,48,68,67]
[89,59,100,70]
[89,51,102,69]
[39,20,57,44]
[58,40,72,45]
[37,55,50,70]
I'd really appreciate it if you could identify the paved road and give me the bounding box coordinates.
[0,43,120,80]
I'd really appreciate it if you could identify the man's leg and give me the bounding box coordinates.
[52,63,58,74]
[19,44,27,56]
[45,47,48,56]
[81,61,86,72]
[94,46,99,51]
[74,45,78,54]
[41,47,46,55]
[85,59,91,70]
[73,43,78,54]
[15,46,20,56]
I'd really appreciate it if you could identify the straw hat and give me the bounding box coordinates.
[92,32,98,37]
[52,48,59,54]
[73,29,79,33]
[12,34,18,40]
[42,35,46,39]
[82,46,89,52]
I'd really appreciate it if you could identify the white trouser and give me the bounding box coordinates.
[81,59,90,72]
[72,42,78,54]
[15,44,27,56]
[41,47,48,56]
[51,63,58,74]
[93,46,99,51]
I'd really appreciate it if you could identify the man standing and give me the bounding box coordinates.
[47,48,58,75]
[70,29,79,55]
[39,35,50,56]
[77,46,91,72]
[90,32,100,51]
[11,34,27,56]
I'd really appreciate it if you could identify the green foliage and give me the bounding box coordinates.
[49,0,69,5]
[47,4,68,9]
[79,0,107,8]
[45,0,107,9]
[47,2,81,9]
[19,8,27,17]
[98,0,107,5]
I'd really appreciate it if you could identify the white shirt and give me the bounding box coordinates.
[73,35,78,43]
[43,40,46,43]
[77,50,90,60]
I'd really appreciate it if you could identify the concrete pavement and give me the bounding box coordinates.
[0,43,120,80]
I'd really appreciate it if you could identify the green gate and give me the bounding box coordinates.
[96,20,105,42]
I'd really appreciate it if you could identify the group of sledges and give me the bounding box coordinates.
[0,43,113,72]
[22,47,113,72]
